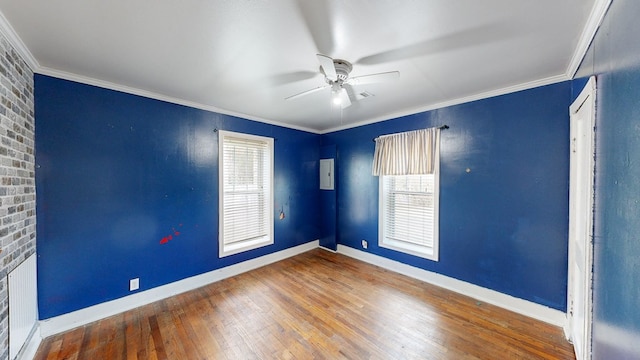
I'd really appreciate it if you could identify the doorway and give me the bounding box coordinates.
[566,76,596,360]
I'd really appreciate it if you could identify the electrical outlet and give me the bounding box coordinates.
[129,278,140,291]
[361,239,368,249]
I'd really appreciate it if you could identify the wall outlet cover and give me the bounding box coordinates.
[129,278,140,291]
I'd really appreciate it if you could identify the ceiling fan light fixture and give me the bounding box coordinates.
[332,92,342,105]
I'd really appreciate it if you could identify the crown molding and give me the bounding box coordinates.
[0,10,320,135]
[0,1,611,135]
[0,9,39,70]
[320,73,569,134]
[37,66,321,134]
[566,0,612,78]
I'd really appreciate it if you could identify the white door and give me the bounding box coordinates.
[566,76,596,360]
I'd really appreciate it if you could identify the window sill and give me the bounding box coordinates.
[379,238,438,261]
[220,236,273,258]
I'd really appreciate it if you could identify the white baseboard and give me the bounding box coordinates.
[39,240,319,338]
[17,324,41,360]
[337,245,567,327]
[37,240,567,341]
[319,245,337,253]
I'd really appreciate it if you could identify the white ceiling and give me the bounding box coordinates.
[0,0,608,133]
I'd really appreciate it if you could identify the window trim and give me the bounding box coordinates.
[378,168,440,262]
[218,130,274,258]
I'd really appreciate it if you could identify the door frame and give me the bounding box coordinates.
[565,76,596,359]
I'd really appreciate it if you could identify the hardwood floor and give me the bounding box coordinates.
[34,249,575,359]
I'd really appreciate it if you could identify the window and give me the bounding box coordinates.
[374,128,441,261]
[379,172,439,260]
[219,130,274,257]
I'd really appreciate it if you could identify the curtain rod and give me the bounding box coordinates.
[372,125,449,142]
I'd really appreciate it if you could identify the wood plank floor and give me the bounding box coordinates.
[34,249,575,359]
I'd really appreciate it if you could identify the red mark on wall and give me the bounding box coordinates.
[159,224,183,245]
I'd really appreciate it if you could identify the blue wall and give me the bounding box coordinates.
[321,82,571,310]
[319,145,337,250]
[575,0,640,357]
[36,63,578,320]
[35,75,320,319]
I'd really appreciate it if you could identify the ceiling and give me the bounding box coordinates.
[0,1,608,133]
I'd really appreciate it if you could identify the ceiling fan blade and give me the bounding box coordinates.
[355,24,510,66]
[295,0,334,55]
[338,87,351,109]
[317,54,337,82]
[285,84,329,101]
[348,71,399,86]
[267,71,318,87]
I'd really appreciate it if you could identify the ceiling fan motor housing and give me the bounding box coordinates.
[322,59,353,84]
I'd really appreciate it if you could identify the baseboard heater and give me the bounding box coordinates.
[8,254,38,360]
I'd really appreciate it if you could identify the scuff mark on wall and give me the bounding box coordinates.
[159,224,183,245]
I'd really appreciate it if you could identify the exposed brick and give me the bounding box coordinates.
[0,29,35,360]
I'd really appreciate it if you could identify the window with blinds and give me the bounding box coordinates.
[379,173,439,261]
[219,130,274,257]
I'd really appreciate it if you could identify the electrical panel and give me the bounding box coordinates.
[320,158,334,190]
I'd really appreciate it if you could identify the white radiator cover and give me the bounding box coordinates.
[8,254,38,360]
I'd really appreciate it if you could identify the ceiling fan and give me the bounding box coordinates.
[285,54,400,109]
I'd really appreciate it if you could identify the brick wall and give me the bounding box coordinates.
[0,33,36,360]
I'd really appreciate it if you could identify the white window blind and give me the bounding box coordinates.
[219,131,273,257]
[382,174,436,246]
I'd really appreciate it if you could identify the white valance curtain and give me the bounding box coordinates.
[372,128,440,176]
